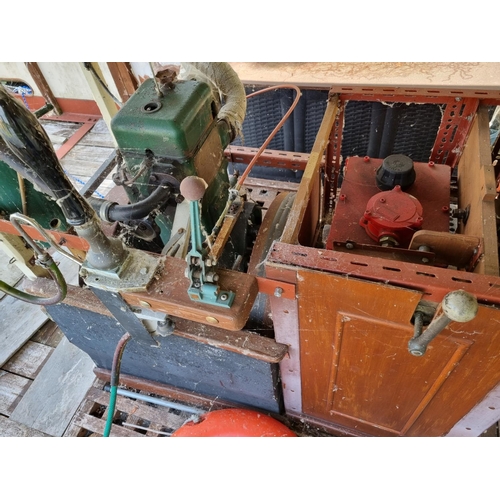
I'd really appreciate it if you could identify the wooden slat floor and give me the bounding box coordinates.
[0,116,498,437]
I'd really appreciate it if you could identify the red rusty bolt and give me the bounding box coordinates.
[339,194,347,202]
[442,206,449,212]
[364,156,370,162]
[428,161,435,167]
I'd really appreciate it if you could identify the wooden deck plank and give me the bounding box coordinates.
[31,321,64,348]
[0,415,50,437]
[0,370,31,417]
[2,341,53,379]
[9,337,96,436]
[89,387,189,430]
[71,413,141,437]
[0,248,24,300]
[0,290,49,367]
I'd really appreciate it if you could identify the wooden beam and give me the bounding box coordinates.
[25,62,62,115]
[107,62,139,103]
[280,94,339,245]
[457,105,499,275]
[79,62,119,139]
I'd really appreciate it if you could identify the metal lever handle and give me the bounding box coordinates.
[408,290,478,356]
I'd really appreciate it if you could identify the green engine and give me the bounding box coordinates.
[109,75,233,251]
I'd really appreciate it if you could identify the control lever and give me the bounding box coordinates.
[180,176,235,308]
[0,84,159,292]
[408,290,478,356]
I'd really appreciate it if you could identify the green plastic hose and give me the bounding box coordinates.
[103,332,131,437]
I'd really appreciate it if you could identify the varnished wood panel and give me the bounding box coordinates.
[327,314,471,435]
[121,257,259,331]
[406,304,500,436]
[296,268,500,436]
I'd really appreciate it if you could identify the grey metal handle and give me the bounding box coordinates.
[408,290,478,356]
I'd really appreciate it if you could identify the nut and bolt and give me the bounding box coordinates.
[274,287,284,298]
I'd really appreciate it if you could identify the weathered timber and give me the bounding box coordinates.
[2,341,53,379]
[0,370,31,417]
[0,415,50,437]
[9,337,96,436]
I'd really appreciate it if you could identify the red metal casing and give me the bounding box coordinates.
[359,185,424,247]
[327,156,450,250]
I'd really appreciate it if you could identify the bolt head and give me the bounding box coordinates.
[274,287,283,298]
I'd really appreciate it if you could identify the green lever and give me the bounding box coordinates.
[180,176,235,308]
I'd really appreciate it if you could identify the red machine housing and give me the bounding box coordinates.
[359,185,424,247]
[327,156,451,250]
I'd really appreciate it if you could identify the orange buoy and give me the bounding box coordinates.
[171,408,296,437]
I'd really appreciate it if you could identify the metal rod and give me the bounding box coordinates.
[122,422,172,436]
[103,385,204,415]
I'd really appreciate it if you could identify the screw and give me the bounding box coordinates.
[363,156,370,162]
[346,242,354,250]
[220,293,228,301]
[274,287,283,298]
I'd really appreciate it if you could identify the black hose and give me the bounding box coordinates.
[89,180,172,222]
[0,84,94,226]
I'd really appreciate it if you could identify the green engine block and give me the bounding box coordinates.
[110,77,232,245]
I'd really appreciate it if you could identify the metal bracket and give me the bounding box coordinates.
[80,248,162,293]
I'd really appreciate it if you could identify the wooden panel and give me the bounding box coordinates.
[0,370,31,416]
[107,62,139,103]
[297,269,420,435]
[0,415,50,437]
[2,341,52,379]
[31,321,64,348]
[0,290,49,367]
[406,303,500,436]
[0,247,23,300]
[281,95,338,245]
[27,278,284,362]
[25,62,62,115]
[9,337,96,436]
[295,267,500,436]
[457,106,499,275]
[121,256,259,331]
[172,318,288,363]
[327,314,471,435]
